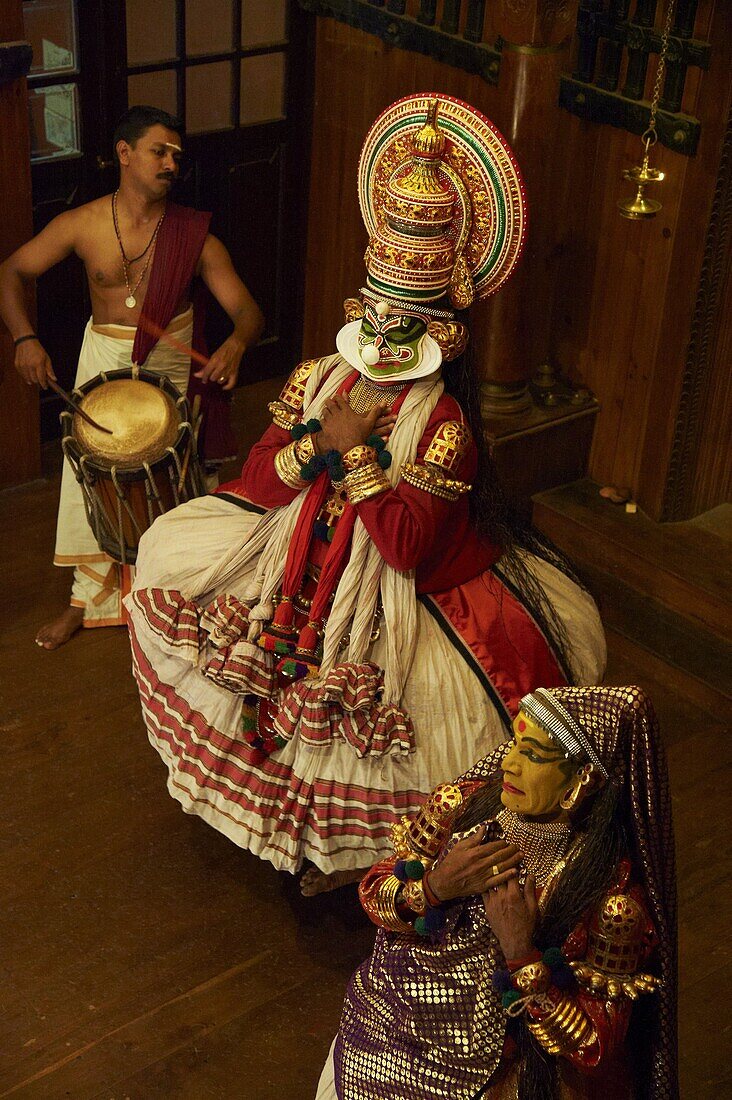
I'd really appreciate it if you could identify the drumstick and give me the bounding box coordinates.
[136,314,210,369]
[177,393,201,496]
[48,377,114,434]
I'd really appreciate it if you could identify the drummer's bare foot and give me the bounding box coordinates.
[300,866,366,897]
[35,606,84,650]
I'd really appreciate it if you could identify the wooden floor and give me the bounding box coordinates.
[0,379,730,1098]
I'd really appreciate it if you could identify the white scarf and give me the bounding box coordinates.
[195,354,444,704]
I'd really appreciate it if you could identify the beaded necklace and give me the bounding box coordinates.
[496,809,572,888]
[112,191,166,309]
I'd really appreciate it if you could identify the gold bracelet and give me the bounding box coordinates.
[343,462,390,505]
[268,399,300,431]
[294,432,316,465]
[527,996,597,1055]
[343,444,378,472]
[274,440,307,490]
[369,875,414,932]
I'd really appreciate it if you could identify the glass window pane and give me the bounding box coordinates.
[186,62,232,134]
[126,0,177,66]
[28,83,80,162]
[186,0,233,56]
[241,0,287,47]
[127,69,178,118]
[22,0,77,76]
[240,52,285,126]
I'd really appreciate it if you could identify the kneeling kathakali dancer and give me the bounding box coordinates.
[125,94,605,891]
[317,686,677,1100]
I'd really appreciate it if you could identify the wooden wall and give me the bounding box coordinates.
[0,1,40,490]
[300,1,730,520]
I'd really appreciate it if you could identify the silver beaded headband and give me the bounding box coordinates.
[359,287,455,320]
[519,688,609,779]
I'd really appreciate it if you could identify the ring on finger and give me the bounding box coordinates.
[492,864,501,877]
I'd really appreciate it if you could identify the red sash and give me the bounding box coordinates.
[132,202,236,464]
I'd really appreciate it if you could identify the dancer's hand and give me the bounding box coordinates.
[483,873,538,960]
[15,339,56,388]
[427,825,521,902]
[316,393,385,453]
[373,407,397,442]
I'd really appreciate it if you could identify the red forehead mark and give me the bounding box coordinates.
[517,719,526,732]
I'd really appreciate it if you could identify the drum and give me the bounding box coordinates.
[60,366,206,564]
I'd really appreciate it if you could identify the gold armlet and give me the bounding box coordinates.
[400,462,471,502]
[423,420,471,471]
[268,400,300,431]
[570,962,659,1001]
[278,358,319,412]
[527,996,597,1055]
[343,444,378,472]
[363,874,414,933]
[274,441,307,490]
[343,462,390,505]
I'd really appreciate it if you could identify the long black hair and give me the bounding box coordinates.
[441,338,583,679]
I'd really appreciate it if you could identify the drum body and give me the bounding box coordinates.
[61,367,206,564]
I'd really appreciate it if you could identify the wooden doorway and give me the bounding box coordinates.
[22,0,313,441]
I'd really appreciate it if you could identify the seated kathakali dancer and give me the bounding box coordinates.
[125,94,606,892]
[317,686,677,1100]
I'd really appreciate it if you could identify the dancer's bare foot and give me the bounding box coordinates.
[300,866,366,897]
[35,606,84,650]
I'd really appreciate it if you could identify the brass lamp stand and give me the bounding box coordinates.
[619,0,677,220]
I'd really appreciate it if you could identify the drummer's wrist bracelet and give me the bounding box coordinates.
[14,334,39,347]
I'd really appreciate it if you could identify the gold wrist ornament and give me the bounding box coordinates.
[512,961,552,996]
[274,440,307,489]
[342,444,378,472]
[362,873,414,933]
[343,462,390,505]
[294,432,316,465]
[527,995,597,1055]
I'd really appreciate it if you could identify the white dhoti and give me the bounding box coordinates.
[53,310,193,626]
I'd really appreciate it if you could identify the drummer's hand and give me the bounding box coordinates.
[194,336,243,391]
[15,340,56,389]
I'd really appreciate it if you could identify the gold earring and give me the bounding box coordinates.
[427,320,469,362]
[559,763,595,811]
[343,297,365,323]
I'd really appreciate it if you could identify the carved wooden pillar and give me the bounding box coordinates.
[0,2,39,489]
[474,0,579,417]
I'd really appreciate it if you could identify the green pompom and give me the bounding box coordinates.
[404,860,424,880]
[501,990,521,1009]
[378,451,392,469]
[291,423,308,440]
[542,947,564,968]
[414,917,428,936]
[306,418,322,433]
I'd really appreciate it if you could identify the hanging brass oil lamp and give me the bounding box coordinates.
[619,0,676,220]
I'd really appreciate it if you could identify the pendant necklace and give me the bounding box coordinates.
[112,191,166,309]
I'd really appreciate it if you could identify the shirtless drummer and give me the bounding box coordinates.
[0,105,264,650]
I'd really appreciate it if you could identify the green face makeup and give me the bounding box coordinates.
[357,303,427,377]
[500,710,576,817]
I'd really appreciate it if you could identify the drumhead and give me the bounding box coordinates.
[74,378,180,468]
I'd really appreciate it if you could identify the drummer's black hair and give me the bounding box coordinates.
[113,106,183,160]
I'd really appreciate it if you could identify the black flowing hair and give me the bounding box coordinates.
[441,334,583,680]
[456,775,629,1100]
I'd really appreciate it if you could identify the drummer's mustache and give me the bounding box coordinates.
[157,172,175,180]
